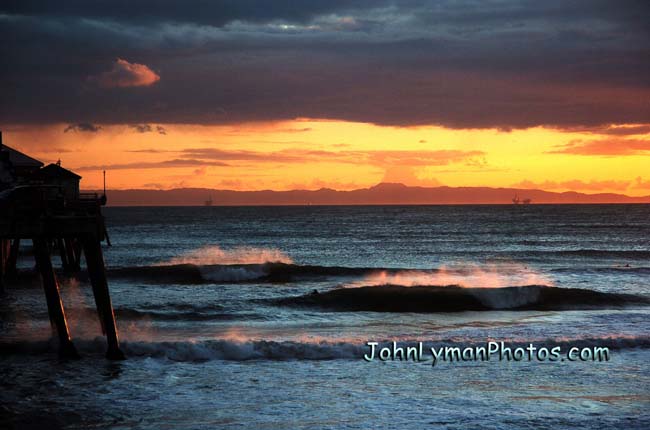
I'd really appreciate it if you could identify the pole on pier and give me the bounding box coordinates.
[7,238,20,277]
[82,234,125,360]
[0,239,8,293]
[72,239,82,270]
[64,238,81,272]
[57,238,70,271]
[0,239,8,268]
[32,238,79,359]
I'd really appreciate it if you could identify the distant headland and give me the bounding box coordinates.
[86,183,650,206]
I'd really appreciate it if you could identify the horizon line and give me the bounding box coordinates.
[81,182,650,199]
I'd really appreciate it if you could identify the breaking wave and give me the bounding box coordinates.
[107,245,298,283]
[344,262,554,289]
[109,262,392,284]
[160,245,293,266]
[277,285,650,312]
[2,335,649,362]
[108,261,554,286]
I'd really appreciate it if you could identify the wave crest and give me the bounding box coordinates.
[278,284,650,312]
[160,245,292,266]
[109,262,382,284]
[346,262,554,289]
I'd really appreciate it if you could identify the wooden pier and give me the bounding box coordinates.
[1,132,124,360]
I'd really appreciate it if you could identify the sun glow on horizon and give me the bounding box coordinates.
[2,119,649,196]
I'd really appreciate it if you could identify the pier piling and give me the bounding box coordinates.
[83,234,125,360]
[7,238,20,276]
[57,238,69,271]
[64,238,81,272]
[0,239,8,293]
[32,238,80,359]
[1,137,123,360]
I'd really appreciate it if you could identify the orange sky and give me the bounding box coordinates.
[3,2,648,199]
[3,120,649,196]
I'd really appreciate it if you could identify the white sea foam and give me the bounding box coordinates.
[4,335,648,362]
[347,262,554,290]
[160,245,292,266]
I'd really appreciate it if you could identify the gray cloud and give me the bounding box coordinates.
[551,124,650,136]
[1,0,649,129]
[63,123,102,133]
[129,124,167,134]
[129,124,153,133]
[0,0,380,27]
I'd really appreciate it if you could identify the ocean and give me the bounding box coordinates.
[1,205,649,429]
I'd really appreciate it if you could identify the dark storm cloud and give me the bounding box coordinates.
[63,123,102,133]
[0,0,381,26]
[551,125,650,136]
[1,0,649,129]
[129,124,168,134]
[129,124,153,133]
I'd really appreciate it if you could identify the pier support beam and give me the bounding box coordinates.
[32,238,79,359]
[1,239,20,293]
[7,238,20,277]
[57,238,69,272]
[82,235,125,360]
[65,238,81,272]
[0,239,8,293]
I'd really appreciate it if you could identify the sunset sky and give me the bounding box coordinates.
[1,1,649,195]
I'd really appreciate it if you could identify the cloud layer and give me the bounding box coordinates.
[514,177,650,193]
[549,138,650,155]
[63,122,102,133]
[112,147,485,171]
[1,0,649,128]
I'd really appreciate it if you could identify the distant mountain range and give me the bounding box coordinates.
[87,183,650,206]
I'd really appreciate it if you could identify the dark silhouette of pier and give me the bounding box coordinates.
[0,131,124,360]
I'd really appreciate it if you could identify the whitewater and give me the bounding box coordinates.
[1,205,649,429]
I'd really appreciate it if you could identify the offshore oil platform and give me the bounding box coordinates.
[0,131,124,360]
[512,194,532,205]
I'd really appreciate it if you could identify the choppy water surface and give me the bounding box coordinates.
[1,205,649,429]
